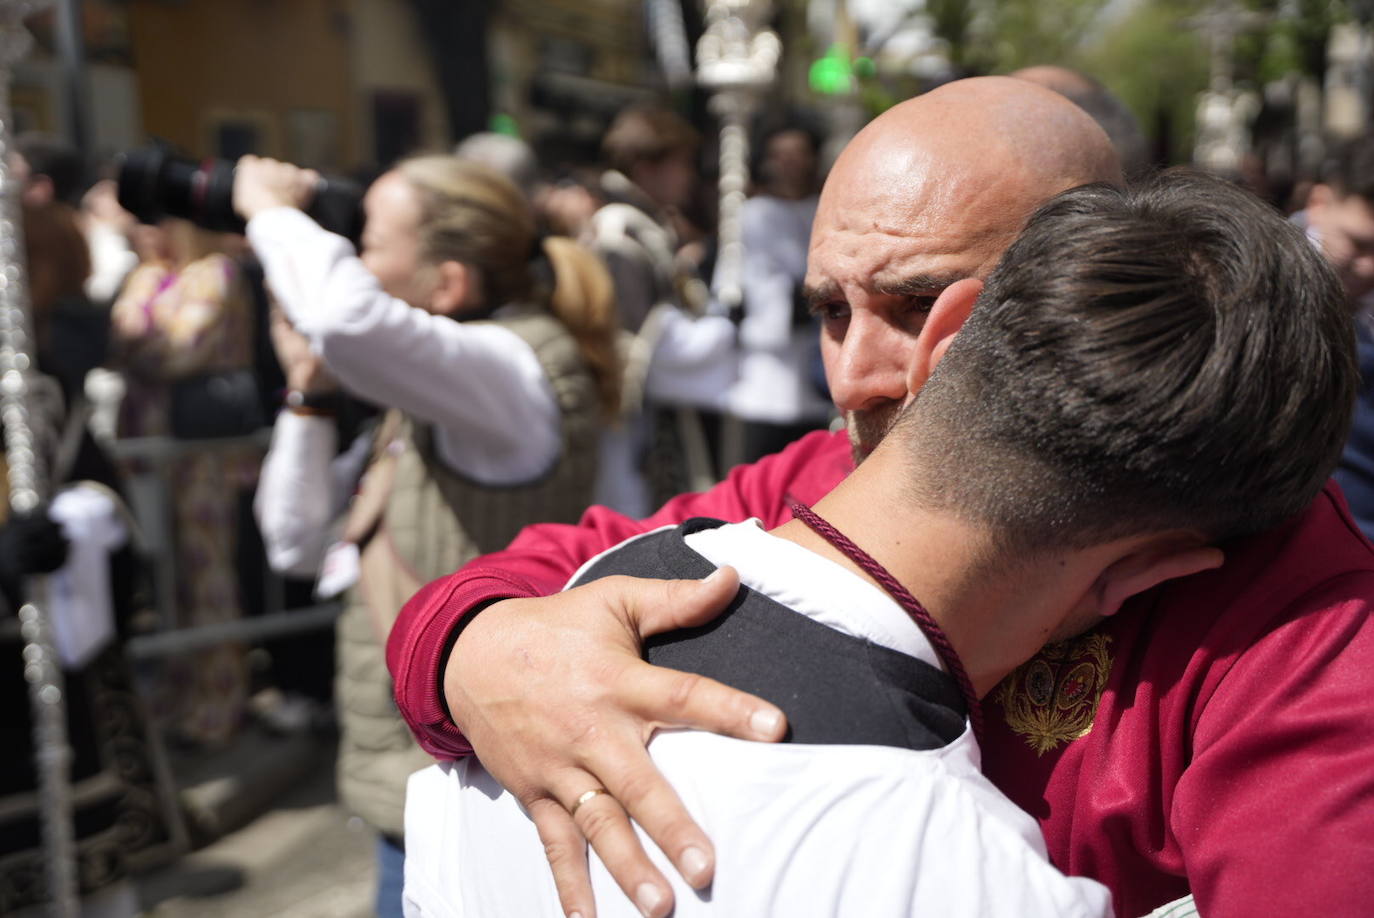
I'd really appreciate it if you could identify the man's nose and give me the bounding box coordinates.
[827,314,911,412]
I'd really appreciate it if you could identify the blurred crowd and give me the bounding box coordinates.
[5,61,1374,918]
[0,93,839,916]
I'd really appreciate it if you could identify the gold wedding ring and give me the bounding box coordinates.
[569,788,609,818]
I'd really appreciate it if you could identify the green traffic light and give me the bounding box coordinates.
[810,45,854,95]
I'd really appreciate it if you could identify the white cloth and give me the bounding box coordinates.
[84,221,138,304]
[725,195,831,424]
[639,195,833,422]
[46,484,128,668]
[592,422,653,520]
[403,521,1115,918]
[246,207,561,486]
[253,411,371,578]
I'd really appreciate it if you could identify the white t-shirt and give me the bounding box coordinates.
[402,521,1114,918]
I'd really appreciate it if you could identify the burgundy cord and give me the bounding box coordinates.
[790,501,984,742]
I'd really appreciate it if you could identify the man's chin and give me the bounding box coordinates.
[849,436,876,465]
[845,407,902,464]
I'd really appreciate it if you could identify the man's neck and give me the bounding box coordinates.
[769,447,1089,697]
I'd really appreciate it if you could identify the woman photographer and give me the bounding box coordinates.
[238,153,619,917]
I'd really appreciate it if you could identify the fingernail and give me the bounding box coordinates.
[636,882,666,917]
[681,845,710,885]
[750,707,782,737]
[702,567,725,583]
[570,912,584,918]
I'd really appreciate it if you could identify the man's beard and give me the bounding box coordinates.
[845,401,904,464]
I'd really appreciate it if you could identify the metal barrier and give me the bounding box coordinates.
[106,428,296,635]
[126,602,341,659]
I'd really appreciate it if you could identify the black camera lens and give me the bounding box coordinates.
[116,147,364,243]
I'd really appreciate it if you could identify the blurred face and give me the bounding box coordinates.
[634,148,697,210]
[1308,186,1374,301]
[360,170,437,310]
[762,130,817,198]
[806,147,1019,463]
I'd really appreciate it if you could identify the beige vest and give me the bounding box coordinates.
[335,308,600,836]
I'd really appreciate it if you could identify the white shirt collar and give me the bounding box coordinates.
[684,519,945,672]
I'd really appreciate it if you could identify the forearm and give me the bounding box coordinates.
[246,208,559,481]
[255,411,339,577]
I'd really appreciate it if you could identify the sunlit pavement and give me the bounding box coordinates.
[137,744,377,918]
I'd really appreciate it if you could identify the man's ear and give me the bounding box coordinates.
[906,277,983,394]
[429,260,476,317]
[1091,540,1225,618]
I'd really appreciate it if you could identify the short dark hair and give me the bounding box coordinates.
[15,132,84,205]
[601,104,699,176]
[1322,136,1374,201]
[904,169,1356,552]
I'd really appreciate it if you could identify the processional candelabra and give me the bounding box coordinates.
[695,0,780,318]
[1188,0,1268,175]
[0,2,78,916]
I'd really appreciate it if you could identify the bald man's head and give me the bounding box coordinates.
[807,76,1124,462]
[821,77,1121,254]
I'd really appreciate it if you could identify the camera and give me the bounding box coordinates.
[116,147,365,243]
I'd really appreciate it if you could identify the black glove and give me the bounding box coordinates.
[0,509,69,581]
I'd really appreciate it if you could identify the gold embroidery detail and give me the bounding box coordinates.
[994,633,1113,754]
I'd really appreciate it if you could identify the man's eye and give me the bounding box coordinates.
[814,302,849,322]
[899,297,937,328]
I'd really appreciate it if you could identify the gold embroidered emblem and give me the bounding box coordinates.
[993,632,1113,754]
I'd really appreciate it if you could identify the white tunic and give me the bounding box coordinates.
[402,520,1115,918]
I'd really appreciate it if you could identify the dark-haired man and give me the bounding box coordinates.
[401,170,1353,917]
[388,78,1374,918]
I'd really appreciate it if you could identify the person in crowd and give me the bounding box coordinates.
[10,131,85,207]
[238,152,620,918]
[1010,66,1150,177]
[712,119,833,465]
[585,103,723,515]
[79,173,140,309]
[386,76,1374,918]
[15,137,138,310]
[13,136,121,397]
[455,132,601,249]
[109,216,258,748]
[403,169,1352,917]
[1301,138,1374,539]
[2,201,180,918]
[25,195,101,399]
[453,131,540,200]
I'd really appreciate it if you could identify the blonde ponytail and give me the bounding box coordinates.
[541,236,622,419]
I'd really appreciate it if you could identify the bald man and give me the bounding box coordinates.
[388,78,1374,918]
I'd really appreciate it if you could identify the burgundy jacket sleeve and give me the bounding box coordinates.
[1173,573,1374,917]
[387,429,853,758]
